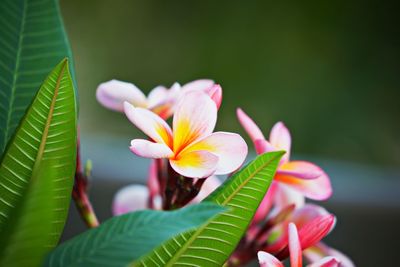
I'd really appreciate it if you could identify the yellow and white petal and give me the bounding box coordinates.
[130,139,174,159]
[172,91,217,153]
[170,150,218,178]
[124,102,173,146]
[181,132,248,175]
[96,80,147,112]
[270,122,291,162]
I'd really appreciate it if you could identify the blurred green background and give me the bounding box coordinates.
[58,1,400,266]
[61,0,399,167]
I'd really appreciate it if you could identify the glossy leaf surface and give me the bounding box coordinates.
[0,59,77,266]
[0,0,76,155]
[44,203,225,267]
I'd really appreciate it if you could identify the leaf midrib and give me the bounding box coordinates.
[70,223,191,265]
[31,60,67,179]
[162,153,281,267]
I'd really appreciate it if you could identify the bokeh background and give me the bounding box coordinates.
[59,1,400,266]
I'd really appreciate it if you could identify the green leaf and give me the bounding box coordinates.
[44,203,226,267]
[0,0,76,156]
[134,151,284,267]
[0,59,77,266]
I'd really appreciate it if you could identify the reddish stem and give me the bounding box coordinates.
[72,133,99,228]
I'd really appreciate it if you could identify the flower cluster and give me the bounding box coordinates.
[96,79,353,266]
[230,110,353,267]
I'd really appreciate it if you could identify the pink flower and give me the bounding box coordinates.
[237,108,332,215]
[112,184,161,215]
[304,242,355,267]
[261,204,336,255]
[258,223,341,267]
[181,79,223,109]
[125,91,247,178]
[96,80,180,118]
[96,79,222,119]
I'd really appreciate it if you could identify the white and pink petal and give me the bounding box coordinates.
[269,122,291,162]
[304,243,355,267]
[290,204,331,229]
[275,161,332,201]
[288,223,302,267]
[277,161,323,180]
[112,184,149,215]
[182,79,215,92]
[191,175,222,203]
[237,108,266,143]
[124,102,173,146]
[96,80,147,112]
[274,183,305,210]
[147,85,170,108]
[258,251,284,267]
[306,256,341,267]
[148,83,181,119]
[147,160,160,198]
[205,84,223,109]
[130,139,174,159]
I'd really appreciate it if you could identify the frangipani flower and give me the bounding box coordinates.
[112,184,162,215]
[258,223,340,267]
[96,80,181,118]
[96,79,222,119]
[237,108,332,210]
[181,79,223,109]
[263,204,335,255]
[125,91,247,178]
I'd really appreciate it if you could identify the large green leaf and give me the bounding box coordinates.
[0,0,76,155]
[0,59,77,266]
[44,203,225,267]
[134,151,284,267]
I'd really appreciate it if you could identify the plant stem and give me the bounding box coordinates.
[72,185,99,228]
[72,134,99,228]
[163,161,179,210]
